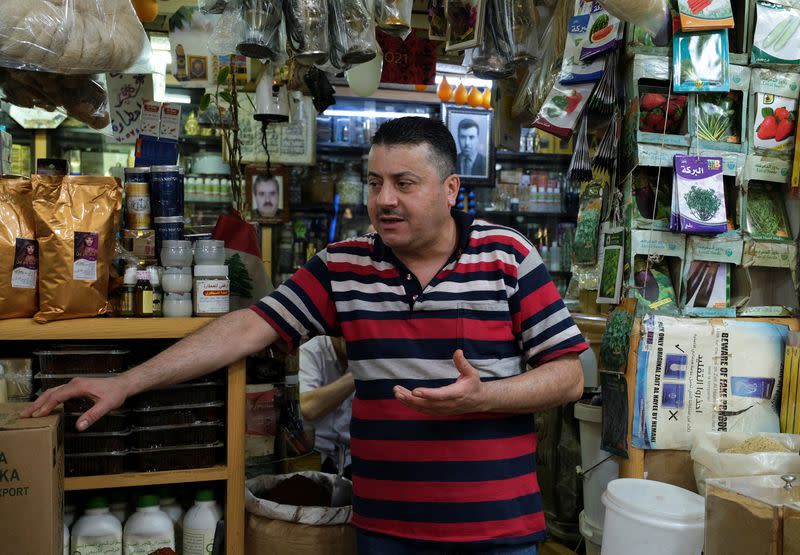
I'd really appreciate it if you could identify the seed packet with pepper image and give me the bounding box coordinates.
[673,30,730,92]
[754,93,798,153]
[673,155,727,235]
[580,3,622,61]
[639,91,688,134]
[678,0,734,30]
[532,82,595,140]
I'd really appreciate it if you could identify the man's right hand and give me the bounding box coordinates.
[20,374,131,431]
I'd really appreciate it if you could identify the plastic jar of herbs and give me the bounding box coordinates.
[193,265,229,317]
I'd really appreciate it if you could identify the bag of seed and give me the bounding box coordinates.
[0,177,38,318]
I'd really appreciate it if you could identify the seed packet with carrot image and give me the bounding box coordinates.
[678,0,734,30]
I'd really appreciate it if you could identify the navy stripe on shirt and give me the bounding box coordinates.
[353,493,543,523]
[350,415,534,441]
[351,453,536,482]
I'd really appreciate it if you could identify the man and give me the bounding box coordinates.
[456,117,486,176]
[25,117,586,554]
[299,335,354,479]
[253,174,279,218]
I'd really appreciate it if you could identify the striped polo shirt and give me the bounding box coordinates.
[251,210,587,549]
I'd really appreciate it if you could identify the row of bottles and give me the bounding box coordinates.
[65,489,222,555]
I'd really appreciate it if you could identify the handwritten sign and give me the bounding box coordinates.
[238,93,317,165]
[107,73,153,144]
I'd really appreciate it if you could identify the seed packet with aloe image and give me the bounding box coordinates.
[744,181,792,241]
[696,92,741,143]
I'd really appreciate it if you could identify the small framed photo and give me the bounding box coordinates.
[442,104,494,186]
[444,0,486,52]
[245,164,289,223]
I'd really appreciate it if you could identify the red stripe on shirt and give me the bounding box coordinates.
[450,259,518,276]
[471,234,531,257]
[352,511,546,543]
[341,317,512,342]
[248,305,295,349]
[537,342,589,364]
[518,280,563,319]
[327,260,399,278]
[351,433,536,462]
[353,473,540,503]
[290,266,337,330]
[352,398,512,422]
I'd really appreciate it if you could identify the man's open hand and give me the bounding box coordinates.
[393,350,487,415]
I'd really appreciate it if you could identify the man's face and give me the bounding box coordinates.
[457,125,478,158]
[367,143,458,257]
[254,178,278,215]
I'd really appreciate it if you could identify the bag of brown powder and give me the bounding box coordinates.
[0,177,38,318]
[32,175,121,323]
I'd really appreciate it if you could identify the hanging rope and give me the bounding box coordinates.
[260,120,273,177]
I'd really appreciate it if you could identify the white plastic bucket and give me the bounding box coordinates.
[601,479,705,555]
[574,400,618,527]
[579,510,602,555]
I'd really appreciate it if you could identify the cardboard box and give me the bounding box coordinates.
[735,239,799,316]
[643,449,698,494]
[0,403,63,555]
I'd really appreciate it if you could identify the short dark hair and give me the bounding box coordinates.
[457,118,479,134]
[371,116,456,181]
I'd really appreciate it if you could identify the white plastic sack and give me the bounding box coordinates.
[691,431,800,495]
[245,472,352,525]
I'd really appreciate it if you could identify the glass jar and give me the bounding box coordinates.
[193,265,230,316]
[335,162,363,205]
[134,270,154,317]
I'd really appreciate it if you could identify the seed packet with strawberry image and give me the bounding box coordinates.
[580,3,622,61]
[639,91,689,134]
[532,82,596,140]
[678,0,734,31]
[754,92,798,153]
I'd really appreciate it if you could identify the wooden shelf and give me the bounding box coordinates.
[65,466,229,491]
[0,317,213,340]
[495,151,572,165]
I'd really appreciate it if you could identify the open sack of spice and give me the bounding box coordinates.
[0,0,151,74]
[0,69,111,130]
[670,155,728,234]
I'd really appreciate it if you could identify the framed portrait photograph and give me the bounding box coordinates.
[444,0,486,52]
[245,164,289,223]
[442,104,494,186]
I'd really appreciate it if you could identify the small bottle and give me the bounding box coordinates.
[549,241,561,273]
[123,494,175,555]
[134,270,154,318]
[182,490,222,555]
[71,496,123,555]
[148,266,163,318]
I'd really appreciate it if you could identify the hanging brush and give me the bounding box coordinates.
[592,111,620,174]
[568,115,592,182]
[589,49,619,115]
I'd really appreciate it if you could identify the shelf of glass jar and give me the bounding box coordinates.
[184,174,233,203]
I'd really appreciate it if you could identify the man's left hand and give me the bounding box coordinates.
[393,350,486,415]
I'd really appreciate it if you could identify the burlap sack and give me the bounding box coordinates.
[0,177,37,318]
[32,175,121,323]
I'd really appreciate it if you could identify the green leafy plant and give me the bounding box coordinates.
[600,248,620,297]
[684,185,722,221]
[600,308,634,372]
[747,187,789,238]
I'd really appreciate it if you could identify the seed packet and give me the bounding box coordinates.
[684,260,730,308]
[572,180,603,265]
[678,0,734,30]
[673,155,727,234]
[754,92,798,153]
[532,82,596,140]
[580,4,622,61]
[633,257,678,309]
[696,92,741,143]
[597,224,624,304]
[744,181,792,241]
[752,0,800,65]
[560,14,605,84]
[639,91,688,134]
[673,30,730,92]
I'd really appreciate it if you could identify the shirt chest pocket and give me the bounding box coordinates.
[456,300,517,367]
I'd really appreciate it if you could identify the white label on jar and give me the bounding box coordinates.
[123,535,174,555]
[194,279,230,314]
[72,534,122,554]
[183,528,215,555]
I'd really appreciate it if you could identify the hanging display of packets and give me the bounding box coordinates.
[532,82,596,140]
[469,0,514,80]
[572,180,604,266]
[670,155,727,235]
[328,0,376,66]
[560,13,605,84]
[673,30,730,92]
[283,0,329,65]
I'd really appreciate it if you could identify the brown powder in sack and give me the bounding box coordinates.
[32,175,121,322]
[0,177,38,318]
[723,436,793,454]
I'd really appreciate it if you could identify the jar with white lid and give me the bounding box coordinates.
[193,265,230,316]
[163,292,193,317]
[162,266,193,293]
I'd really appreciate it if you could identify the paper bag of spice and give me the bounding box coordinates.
[32,175,121,323]
[0,177,38,318]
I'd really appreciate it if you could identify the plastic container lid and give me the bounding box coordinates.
[574,400,602,423]
[603,478,704,522]
[151,165,181,172]
[194,265,228,277]
[164,292,192,301]
[137,494,160,508]
[87,495,109,510]
[163,266,192,275]
[196,489,215,502]
[162,240,191,249]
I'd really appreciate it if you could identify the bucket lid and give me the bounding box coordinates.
[603,479,704,522]
[574,399,602,423]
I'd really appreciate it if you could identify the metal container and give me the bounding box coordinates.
[124,167,151,230]
[153,216,184,262]
[150,165,184,218]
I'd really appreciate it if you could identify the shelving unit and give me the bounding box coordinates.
[0,317,246,555]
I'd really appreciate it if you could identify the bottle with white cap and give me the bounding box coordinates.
[71,495,123,555]
[123,494,174,554]
[182,489,222,555]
